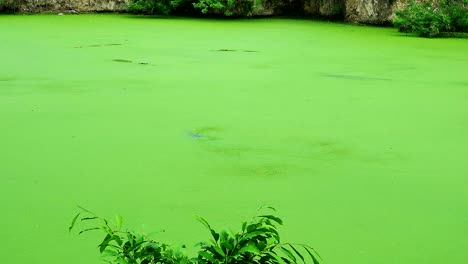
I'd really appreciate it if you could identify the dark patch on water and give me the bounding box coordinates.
[188,131,204,139]
[211,49,260,53]
[241,164,285,178]
[213,49,237,52]
[0,77,14,82]
[75,43,123,48]
[321,73,391,81]
[113,59,133,63]
[453,81,468,87]
[112,59,150,65]
[187,126,222,141]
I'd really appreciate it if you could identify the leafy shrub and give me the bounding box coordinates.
[127,0,182,14]
[70,206,322,264]
[0,0,22,13]
[192,0,253,16]
[394,0,451,37]
[126,0,255,16]
[444,0,468,32]
[394,0,468,37]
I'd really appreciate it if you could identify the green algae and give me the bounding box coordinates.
[0,14,467,264]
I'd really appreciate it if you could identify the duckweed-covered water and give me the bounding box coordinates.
[1,14,467,264]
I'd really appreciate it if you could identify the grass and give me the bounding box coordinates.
[0,14,467,264]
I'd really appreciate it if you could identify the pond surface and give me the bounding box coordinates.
[0,14,467,264]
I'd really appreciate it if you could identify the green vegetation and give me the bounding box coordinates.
[0,0,21,13]
[70,206,321,264]
[394,0,468,37]
[126,0,255,16]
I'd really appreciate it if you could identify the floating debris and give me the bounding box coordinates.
[210,49,259,53]
[112,59,133,63]
[188,131,204,139]
[320,73,391,81]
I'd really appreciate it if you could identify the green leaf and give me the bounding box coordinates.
[195,216,211,230]
[287,244,305,263]
[212,245,226,257]
[69,212,81,233]
[241,230,267,241]
[266,251,287,264]
[210,229,220,242]
[116,257,130,264]
[115,214,123,230]
[78,227,100,235]
[280,246,297,262]
[113,235,123,246]
[76,205,95,215]
[199,251,216,262]
[81,216,99,221]
[257,215,284,225]
[238,244,261,255]
[99,234,112,253]
[102,249,118,257]
[302,245,321,264]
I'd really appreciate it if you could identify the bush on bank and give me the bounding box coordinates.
[0,0,22,13]
[394,0,468,37]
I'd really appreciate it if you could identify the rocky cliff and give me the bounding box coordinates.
[15,0,128,13]
[10,0,400,24]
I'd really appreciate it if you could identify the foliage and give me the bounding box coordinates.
[394,0,468,37]
[70,206,322,264]
[126,0,255,16]
[127,0,183,15]
[0,0,22,13]
[192,0,253,16]
[444,0,468,32]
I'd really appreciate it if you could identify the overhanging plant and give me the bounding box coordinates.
[70,206,322,264]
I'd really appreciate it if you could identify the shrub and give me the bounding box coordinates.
[70,206,322,264]
[394,0,468,37]
[0,0,22,13]
[127,0,183,14]
[126,0,255,16]
[444,0,468,32]
[192,0,254,16]
[394,0,451,37]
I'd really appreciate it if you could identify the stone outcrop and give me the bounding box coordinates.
[16,0,128,13]
[261,0,397,23]
[344,0,398,24]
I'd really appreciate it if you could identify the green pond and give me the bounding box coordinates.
[1,14,467,264]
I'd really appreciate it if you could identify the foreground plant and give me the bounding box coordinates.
[70,206,322,264]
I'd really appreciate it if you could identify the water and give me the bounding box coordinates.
[0,14,467,264]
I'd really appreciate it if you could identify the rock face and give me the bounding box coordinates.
[344,0,397,24]
[259,0,398,23]
[11,0,400,23]
[16,0,129,13]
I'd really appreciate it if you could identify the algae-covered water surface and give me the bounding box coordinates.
[1,14,467,264]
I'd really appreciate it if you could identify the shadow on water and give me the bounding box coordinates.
[112,59,150,65]
[113,59,133,63]
[0,77,15,82]
[210,49,260,52]
[320,73,392,81]
[74,43,124,48]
